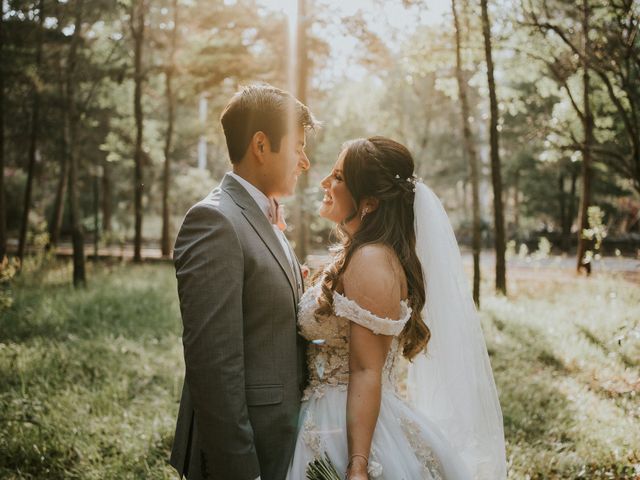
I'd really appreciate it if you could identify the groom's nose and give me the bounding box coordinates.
[299,151,310,171]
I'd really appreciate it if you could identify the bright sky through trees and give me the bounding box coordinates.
[257,0,451,82]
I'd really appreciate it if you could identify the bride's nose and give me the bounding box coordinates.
[320,174,330,189]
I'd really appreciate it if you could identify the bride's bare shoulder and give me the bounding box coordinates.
[342,244,405,319]
[345,244,398,274]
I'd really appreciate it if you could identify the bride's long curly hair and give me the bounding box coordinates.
[314,136,430,361]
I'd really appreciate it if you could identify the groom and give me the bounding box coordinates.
[170,84,316,480]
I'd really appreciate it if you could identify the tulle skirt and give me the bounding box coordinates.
[286,386,472,480]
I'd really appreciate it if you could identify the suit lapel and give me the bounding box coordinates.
[285,241,304,303]
[221,174,297,299]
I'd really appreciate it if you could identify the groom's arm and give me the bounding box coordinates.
[174,203,260,480]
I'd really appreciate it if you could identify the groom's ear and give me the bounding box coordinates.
[250,131,269,163]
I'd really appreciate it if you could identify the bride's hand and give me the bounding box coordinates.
[346,472,368,480]
[346,474,368,480]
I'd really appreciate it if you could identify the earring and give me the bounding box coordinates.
[360,207,368,220]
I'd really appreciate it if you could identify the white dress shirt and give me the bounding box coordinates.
[227,172,296,272]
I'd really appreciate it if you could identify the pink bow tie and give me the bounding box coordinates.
[268,198,287,231]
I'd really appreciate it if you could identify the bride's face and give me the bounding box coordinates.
[319,150,359,230]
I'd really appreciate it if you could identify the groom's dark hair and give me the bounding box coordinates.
[220,84,317,164]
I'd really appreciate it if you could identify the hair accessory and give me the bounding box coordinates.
[360,207,369,220]
[392,172,420,192]
[408,174,422,191]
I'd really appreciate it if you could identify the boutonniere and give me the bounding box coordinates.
[301,264,311,289]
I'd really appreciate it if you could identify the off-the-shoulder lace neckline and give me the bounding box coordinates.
[333,291,412,322]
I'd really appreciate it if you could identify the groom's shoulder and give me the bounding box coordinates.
[174,190,240,265]
[184,186,237,224]
[194,186,226,210]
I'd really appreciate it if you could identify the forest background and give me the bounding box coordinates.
[1,0,639,279]
[1,0,639,478]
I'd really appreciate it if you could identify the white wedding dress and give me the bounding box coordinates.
[285,284,473,480]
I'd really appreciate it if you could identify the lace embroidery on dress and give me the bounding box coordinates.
[298,286,451,478]
[299,286,412,400]
[399,416,444,480]
[301,411,323,458]
[368,446,384,478]
[299,408,384,478]
[333,292,412,336]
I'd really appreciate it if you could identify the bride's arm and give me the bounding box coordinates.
[343,245,404,479]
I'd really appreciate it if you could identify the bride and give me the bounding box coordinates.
[286,137,506,480]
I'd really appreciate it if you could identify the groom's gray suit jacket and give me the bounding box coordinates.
[170,174,307,480]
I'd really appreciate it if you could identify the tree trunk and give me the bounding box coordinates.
[480,0,507,295]
[559,172,569,252]
[568,166,578,247]
[132,0,146,263]
[66,0,86,286]
[462,179,468,213]
[294,0,310,261]
[452,0,481,307]
[513,170,520,237]
[17,0,45,264]
[48,143,69,248]
[102,159,112,234]
[48,3,69,251]
[161,0,178,258]
[93,169,99,260]
[576,0,594,275]
[0,1,6,260]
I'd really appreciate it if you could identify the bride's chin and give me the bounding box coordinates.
[319,210,338,225]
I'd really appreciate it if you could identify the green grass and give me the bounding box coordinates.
[0,261,183,479]
[482,273,640,479]
[0,261,639,479]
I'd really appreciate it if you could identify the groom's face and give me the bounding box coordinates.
[265,126,309,198]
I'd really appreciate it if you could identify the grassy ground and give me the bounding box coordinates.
[483,272,640,479]
[0,261,182,479]
[0,261,638,479]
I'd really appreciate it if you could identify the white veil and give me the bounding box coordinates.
[408,182,507,479]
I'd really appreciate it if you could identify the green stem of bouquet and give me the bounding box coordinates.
[305,453,342,480]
